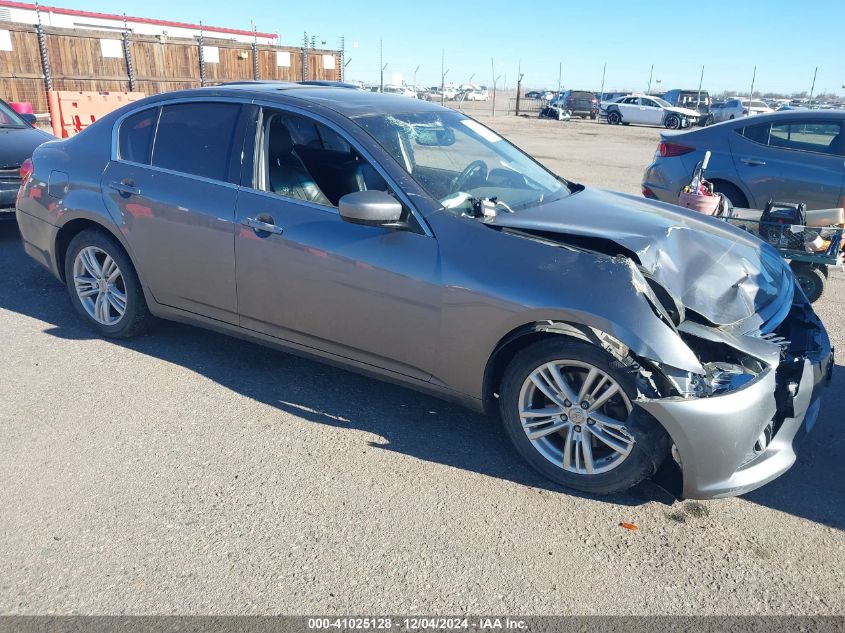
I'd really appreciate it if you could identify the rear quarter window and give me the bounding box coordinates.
[118,108,159,164]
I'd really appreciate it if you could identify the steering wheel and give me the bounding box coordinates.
[453,160,488,192]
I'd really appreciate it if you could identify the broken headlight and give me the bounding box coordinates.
[703,362,757,395]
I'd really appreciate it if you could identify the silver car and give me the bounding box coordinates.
[16,84,833,499]
[642,110,845,210]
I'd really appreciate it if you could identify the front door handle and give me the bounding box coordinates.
[109,179,141,197]
[242,216,284,235]
[740,158,766,167]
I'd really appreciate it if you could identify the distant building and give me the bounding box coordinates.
[0,0,277,44]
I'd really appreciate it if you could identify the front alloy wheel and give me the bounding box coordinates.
[499,339,669,494]
[518,360,634,474]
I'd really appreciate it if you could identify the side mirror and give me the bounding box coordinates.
[21,113,37,126]
[338,190,404,228]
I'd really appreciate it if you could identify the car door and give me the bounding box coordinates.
[233,106,441,381]
[616,97,642,123]
[730,118,845,209]
[639,98,665,125]
[101,100,249,324]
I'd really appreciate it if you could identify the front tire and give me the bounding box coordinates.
[665,114,681,129]
[64,229,154,338]
[607,110,622,125]
[498,339,669,495]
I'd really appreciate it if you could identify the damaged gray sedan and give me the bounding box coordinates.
[16,84,834,499]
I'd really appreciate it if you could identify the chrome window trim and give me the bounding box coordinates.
[110,96,249,183]
[110,94,434,237]
[251,98,434,238]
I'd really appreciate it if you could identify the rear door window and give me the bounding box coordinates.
[118,108,159,164]
[151,102,242,182]
[769,120,842,154]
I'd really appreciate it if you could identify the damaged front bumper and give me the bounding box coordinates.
[638,288,834,499]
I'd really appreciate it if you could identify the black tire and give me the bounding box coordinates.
[64,228,155,338]
[498,338,670,495]
[710,180,748,209]
[665,114,681,129]
[791,262,826,303]
[607,110,622,125]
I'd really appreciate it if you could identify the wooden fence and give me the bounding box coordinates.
[0,22,342,113]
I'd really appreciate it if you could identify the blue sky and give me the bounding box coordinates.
[70,0,845,94]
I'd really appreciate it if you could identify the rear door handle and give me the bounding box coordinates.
[740,158,766,166]
[242,216,284,235]
[108,180,141,197]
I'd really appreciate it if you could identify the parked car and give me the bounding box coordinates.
[0,98,52,217]
[298,81,363,90]
[381,85,417,98]
[712,98,773,122]
[661,89,712,125]
[642,110,845,211]
[525,91,543,99]
[550,90,598,119]
[16,84,833,499]
[464,89,489,102]
[604,94,700,129]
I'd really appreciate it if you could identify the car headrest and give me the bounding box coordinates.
[268,118,294,158]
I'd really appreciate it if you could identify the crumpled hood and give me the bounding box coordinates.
[487,188,790,326]
[665,105,701,118]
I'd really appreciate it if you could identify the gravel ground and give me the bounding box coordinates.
[0,116,843,616]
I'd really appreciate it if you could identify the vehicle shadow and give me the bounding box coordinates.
[0,222,671,508]
[3,222,843,526]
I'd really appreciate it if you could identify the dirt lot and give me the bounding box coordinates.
[0,114,843,616]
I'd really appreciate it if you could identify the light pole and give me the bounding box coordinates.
[646,63,654,94]
[809,66,818,103]
[440,49,449,106]
[413,65,420,89]
[379,39,386,92]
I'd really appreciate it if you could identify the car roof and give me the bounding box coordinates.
[137,81,446,118]
[721,109,844,126]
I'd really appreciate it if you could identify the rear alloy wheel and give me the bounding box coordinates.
[65,229,155,338]
[665,114,681,129]
[607,110,622,125]
[499,339,669,494]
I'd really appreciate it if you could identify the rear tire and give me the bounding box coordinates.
[498,338,670,495]
[710,180,748,209]
[791,262,826,303]
[64,229,155,338]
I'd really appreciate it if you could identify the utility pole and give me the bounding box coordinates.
[515,60,523,116]
[750,65,757,101]
[491,57,496,116]
[379,40,386,92]
[809,66,818,103]
[646,63,654,94]
[598,62,606,102]
[697,65,704,109]
[440,49,448,106]
[469,72,475,86]
[557,61,562,98]
[413,65,420,89]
